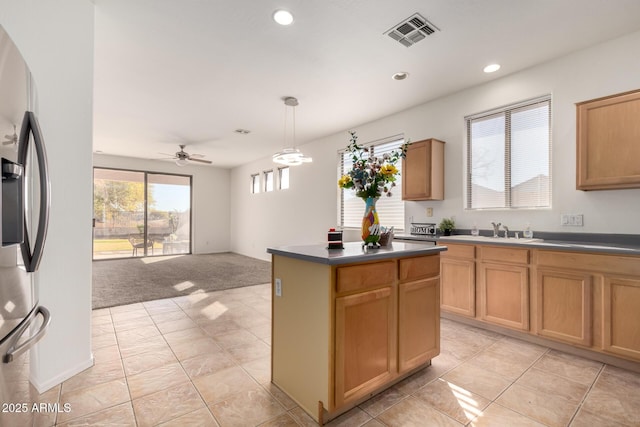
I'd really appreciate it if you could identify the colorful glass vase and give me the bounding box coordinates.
[361,197,381,246]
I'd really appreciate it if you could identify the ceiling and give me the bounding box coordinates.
[92,0,640,168]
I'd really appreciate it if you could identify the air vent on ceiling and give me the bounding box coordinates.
[384,13,439,47]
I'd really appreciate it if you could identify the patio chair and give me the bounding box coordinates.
[128,234,154,256]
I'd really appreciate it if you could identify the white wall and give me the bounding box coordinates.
[93,154,231,254]
[0,1,95,391]
[231,30,640,261]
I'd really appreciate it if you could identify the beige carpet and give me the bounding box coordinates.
[92,252,271,309]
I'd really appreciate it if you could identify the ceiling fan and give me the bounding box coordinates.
[159,144,212,166]
[2,125,17,148]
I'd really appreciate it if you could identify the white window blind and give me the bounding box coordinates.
[338,136,406,230]
[466,96,551,209]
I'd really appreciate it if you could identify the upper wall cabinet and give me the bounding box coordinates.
[576,89,640,190]
[402,138,445,200]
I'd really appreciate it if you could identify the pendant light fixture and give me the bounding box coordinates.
[273,96,312,166]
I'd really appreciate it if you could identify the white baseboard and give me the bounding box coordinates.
[29,354,95,394]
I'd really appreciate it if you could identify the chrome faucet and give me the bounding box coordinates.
[491,222,501,238]
[502,225,509,238]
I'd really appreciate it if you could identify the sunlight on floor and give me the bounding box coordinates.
[173,281,195,291]
[140,255,185,264]
[446,379,484,421]
[199,301,228,320]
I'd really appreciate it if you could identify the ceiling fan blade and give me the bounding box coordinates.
[188,157,212,164]
[189,153,205,158]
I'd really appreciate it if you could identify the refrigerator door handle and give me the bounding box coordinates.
[17,111,50,273]
[3,306,51,363]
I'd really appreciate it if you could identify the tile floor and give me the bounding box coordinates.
[4,283,640,426]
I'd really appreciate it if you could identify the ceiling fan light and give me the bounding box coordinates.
[175,158,189,166]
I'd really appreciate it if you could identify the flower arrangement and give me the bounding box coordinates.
[338,131,410,199]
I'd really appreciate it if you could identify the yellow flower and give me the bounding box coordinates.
[380,164,398,176]
[338,175,352,187]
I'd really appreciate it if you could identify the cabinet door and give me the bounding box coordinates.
[576,89,640,190]
[602,275,640,360]
[398,277,440,373]
[479,262,529,330]
[440,258,475,317]
[401,139,444,200]
[335,287,396,407]
[535,268,592,346]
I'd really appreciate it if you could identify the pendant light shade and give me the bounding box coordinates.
[273,97,312,166]
[272,147,312,165]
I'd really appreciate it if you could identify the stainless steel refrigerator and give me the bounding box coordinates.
[0,24,51,409]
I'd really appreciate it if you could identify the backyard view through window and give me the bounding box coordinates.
[93,168,192,259]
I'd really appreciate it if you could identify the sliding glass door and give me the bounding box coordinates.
[147,173,191,256]
[93,168,192,260]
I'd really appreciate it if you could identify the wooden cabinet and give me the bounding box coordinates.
[271,251,442,424]
[398,256,440,373]
[334,261,397,407]
[335,286,396,407]
[576,89,640,190]
[439,243,476,317]
[439,243,640,366]
[534,268,592,346]
[402,138,445,200]
[533,250,640,363]
[602,275,640,360]
[478,246,529,331]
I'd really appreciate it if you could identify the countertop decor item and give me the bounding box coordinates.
[438,217,455,236]
[338,131,410,247]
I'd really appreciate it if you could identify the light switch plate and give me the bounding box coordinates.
[275,278,282,297]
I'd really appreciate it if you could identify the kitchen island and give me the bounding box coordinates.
[267,242,446,424]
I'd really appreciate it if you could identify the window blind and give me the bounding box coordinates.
[338,135,406,230]
[466,95,551,209]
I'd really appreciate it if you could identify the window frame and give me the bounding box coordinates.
[278,166,290,190]
[263,169,274,192]
[465,95,552,210]
[250,173,260,194]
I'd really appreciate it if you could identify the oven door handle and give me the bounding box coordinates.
[3,306,51,363]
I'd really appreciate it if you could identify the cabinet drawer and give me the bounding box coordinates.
[438,243,474,259]
[399,255,440,282]
[336,261,396,294]
[480,246,528,264]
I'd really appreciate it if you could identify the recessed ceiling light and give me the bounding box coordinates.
[392,72,409,81]
[273,10,294,26]
[483,64,501,73]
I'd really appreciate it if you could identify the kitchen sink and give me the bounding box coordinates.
[441,235,543,244]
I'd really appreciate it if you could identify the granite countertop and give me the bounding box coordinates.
[266,241,446,265]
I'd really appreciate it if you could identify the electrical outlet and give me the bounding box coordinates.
[426,208,433,217]
[275,278,282,297]
[561,214,584,226]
